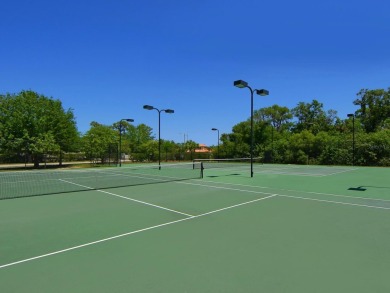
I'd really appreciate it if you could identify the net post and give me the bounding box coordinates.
[200,162,204,178]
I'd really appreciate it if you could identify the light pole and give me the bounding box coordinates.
[211,128,220,159]
[234,80,269,177]
[347,113,355,166]
[143,105,174,169]
[119,118,134,167]
[270,123,274,163]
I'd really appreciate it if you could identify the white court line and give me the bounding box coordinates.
[257,170,324,177]
[207,166,322,177]
[0,194,277,269]
[278,194,390,210]
[0,165,197,185]
[178,181,276,196]
[254,165,357,177]
[198,180,390,203]
[317,168,358,177]
[177,181,390,211]
[59,179,194,217]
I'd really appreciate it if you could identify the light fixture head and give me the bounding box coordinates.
[233,80,248,88]
[211,128,218,131]
[143,105,154,110]
[347,113,354,117]
[256,89,269,96]
[124,118,134,122]
[164,109,174,114]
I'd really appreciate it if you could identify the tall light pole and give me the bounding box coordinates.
[211,128,220,159]
[270,123,274,163]
[234,80,269,177]
[119,118,134,167]
[143,105,174,169]
[347,113,355,166]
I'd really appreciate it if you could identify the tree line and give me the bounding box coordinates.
[0,90,201,167]
[0,89,389,167]
[219,89,390,166]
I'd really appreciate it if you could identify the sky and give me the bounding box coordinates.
[1,0,389,146]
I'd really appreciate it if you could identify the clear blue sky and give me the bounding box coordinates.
[2,0,389,146]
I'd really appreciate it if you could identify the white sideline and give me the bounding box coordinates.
[199,180,390,203]
[0,194,277,269]
[59,179,194,217]
[178,181,390,211]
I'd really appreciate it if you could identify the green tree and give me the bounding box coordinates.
[254,105,293,131]
[353,88,390,133]
[0,91,79,167]
[162,140,176,161]
[289,130,316,164]
[110,122,154,161]
[219,132,250,158]
[292,100,338,133]
[137,140,158,162]
[129,124,154,153]
[232,121,250,143]
[184,140,199,160]
[217,92,389,166]
[82,122,118,164]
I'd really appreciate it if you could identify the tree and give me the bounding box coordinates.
[137,140,158,162]
[216,92,390,166]
[254,105,293,131]
[128,124,154,153]
[184,140,199,160]
[82,122,118,164]
[0,91,79,167]
[289,130,316,164]
[231,121,250,145]
[219,132,250,158]
[161,140,176,161]
[109,122,154,161]
[291,100,338,133]
[353,88,390,133]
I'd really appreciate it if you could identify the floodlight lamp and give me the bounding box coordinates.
[234,80,248,88]
[211,128,218,131]
[164,109,174,114]
[347,114,354,117]
[143,105,154,110]
[256,89,269,96]
[124,118,134,122]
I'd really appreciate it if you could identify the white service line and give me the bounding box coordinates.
[278,194,390,210]
[0,194,277,269]
[177,181,276,196]
[59,179,194,217]
[178,181,390,211]
[198,180,390,203]
[257,170,324,177]
[319,168,358,176]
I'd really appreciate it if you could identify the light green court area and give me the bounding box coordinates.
[1,164,389,292]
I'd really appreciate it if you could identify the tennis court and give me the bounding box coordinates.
[1,162,390,292]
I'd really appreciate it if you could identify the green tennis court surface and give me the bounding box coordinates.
[1,163,390,292]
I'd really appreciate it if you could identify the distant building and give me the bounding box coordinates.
[194,144,211,153]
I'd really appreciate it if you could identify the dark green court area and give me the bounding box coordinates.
[1,164,389,292]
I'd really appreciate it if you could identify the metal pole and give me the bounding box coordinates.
[272,125,274,163]
[234,80,269,177]
[158,110,161,170]
[250,89,254,178]
[119,121,122,167]
[352,116,355,166]
[217,129,220,159]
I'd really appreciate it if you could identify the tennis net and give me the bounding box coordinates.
[194,158,263,175]
[0,162,202,200]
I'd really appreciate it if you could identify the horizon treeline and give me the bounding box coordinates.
[1,89,389,167]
